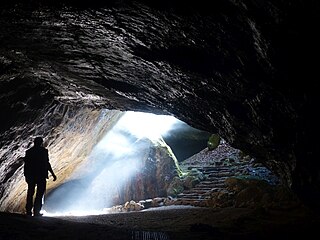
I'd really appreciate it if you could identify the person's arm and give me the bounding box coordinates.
[45,149,57,181]
[48,162,57,181]
[23,150,31,181]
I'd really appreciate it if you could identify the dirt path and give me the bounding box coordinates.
[1,205,319,240]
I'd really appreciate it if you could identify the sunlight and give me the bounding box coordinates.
[44,111,181,216]
[118,111,181,141]
[42,209,104,217]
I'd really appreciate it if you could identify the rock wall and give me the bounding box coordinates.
[112,138,178,205]
[0,0,319,208]
[0,103,122,212]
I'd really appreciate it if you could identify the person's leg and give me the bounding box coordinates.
[34,179,46,216]
[26,180,36,215]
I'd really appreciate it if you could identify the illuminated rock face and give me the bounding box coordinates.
[0,0,319,209]
[0,104,123,212]
[109,138,178,206]
[0,103,179,213]
[41,137,178,213]
[43,113,180,213]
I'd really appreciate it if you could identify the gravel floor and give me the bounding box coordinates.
[1,205,320,240]
[0,206,320,240]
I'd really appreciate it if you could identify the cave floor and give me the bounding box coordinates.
[1,205,320,240]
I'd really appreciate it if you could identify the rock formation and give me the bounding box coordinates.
[0,0,319,211]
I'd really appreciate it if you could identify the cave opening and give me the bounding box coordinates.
[27,107,280,218]
[41,110,211,216]
[0,104,283,217]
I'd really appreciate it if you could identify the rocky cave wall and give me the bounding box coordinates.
[0,97,181,213]
[0,101,124,212]
[0,0,319,209]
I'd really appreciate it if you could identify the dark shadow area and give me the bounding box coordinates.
[162,121,211,162]
[2,205,320,240]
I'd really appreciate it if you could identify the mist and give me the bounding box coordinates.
[43,111,181,215]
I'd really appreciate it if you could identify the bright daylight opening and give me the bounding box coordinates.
[43,111,183,216]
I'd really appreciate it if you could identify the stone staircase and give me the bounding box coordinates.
[175,162,250,206]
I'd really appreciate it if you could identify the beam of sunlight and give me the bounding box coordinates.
[118,111,181,141]
[43,111,182,216]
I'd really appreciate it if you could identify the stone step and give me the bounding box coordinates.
[179,189,219,195]
[188,167,230,171]
[201,169,231,173]
[205,175,228,179]
[178,192,203,197]
[199,164,249,171]
[201,179,224,183]
[182,189,210,194]
[181,192,216,198]
[183,166,249,175]
[205,172,231,178]
[196,180,217,184]
[176,202,209,207]
[183,186,222,191]
[202,168,234,172]
[203,166,248,171]
[205,172,235,178]
[196,183,225,188]
[195,184,224,189]
[202,165,249,173]
[177,195,206,200]
[205,177,227,182]
[175,198,208,202]
[174,199,209,207]
[196,180,226,185]
[176,162,254,207]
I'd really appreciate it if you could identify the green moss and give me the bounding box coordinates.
[158,137,185,177]
[167,177,184,196]
[232,175,271,189]
[207,134,221,150]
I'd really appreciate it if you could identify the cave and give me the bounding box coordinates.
[1,0,319,239]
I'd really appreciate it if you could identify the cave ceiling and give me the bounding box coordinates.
[0,0,319,208]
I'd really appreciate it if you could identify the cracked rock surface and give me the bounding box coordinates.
[0,0,319,209]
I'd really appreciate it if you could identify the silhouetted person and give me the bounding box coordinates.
[24,136,57,216]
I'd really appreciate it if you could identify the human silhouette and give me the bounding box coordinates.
[24,136,57,216]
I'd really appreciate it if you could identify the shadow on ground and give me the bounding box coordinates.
[1,205,320,240]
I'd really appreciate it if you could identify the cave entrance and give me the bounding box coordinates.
[43,110,211,216]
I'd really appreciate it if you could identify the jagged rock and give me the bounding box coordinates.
[152,197,166,207]
[141,199,153,209]
[183,175,200,190]
[207,190,234,208]
[123,200,144,211]
[167,177,184,197]
[226,177,300,209]
[0,0,319,210]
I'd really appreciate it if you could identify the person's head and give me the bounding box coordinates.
[34,137,43,147]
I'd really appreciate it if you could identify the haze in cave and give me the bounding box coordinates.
[0,0,319,239]
[44,111,190,215]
